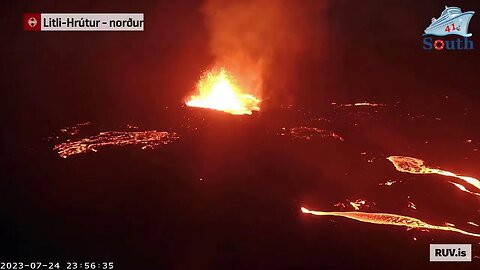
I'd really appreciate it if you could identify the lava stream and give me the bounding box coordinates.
[448,182,480,197]
[301,207,480,237]
[186,67,261,115]
[387,156,480,194]
[54,131,179,158]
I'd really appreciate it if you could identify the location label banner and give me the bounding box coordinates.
[24,13,144,31]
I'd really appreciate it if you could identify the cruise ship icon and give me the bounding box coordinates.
[424,6,474,37]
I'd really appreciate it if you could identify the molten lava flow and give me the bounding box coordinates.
[387,156,480,195]
[468,222,480,227]
[448,182,480,197]
[301,207,480,237]
[54,131,180,158]
[186,67,261,115]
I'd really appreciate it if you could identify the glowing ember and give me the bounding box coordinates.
[350,202,365,211]
[387,156,480,194]
[54,131,180,158]
[282,127,344,141]
[186,67,261,115]
[332,102,386,107]
[350,200,364,210]
[379,180,397,186]
[335,199,374,211]
[59,122,91,136]
[407,201,417,210]
[301,207,480,237]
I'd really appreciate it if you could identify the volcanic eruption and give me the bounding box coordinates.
[185,0,313,115]
[185,67,261,115]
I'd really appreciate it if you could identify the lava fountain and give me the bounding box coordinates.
[186,67,261,115]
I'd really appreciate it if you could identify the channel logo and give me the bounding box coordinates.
[422,6,475,50]
[429,244,472,262]
[23,13,41,31]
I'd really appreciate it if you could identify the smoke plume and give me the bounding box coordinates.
[202,0,325,103]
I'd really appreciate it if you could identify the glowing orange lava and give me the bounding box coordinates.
[301,207,480,237]
[332,102,386,107]
[448,182,480,197]
[280,127,345,141]
[54,131,179,158]
[185,67,261,115]
[349,199,366,210]
[387,156,480,196]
